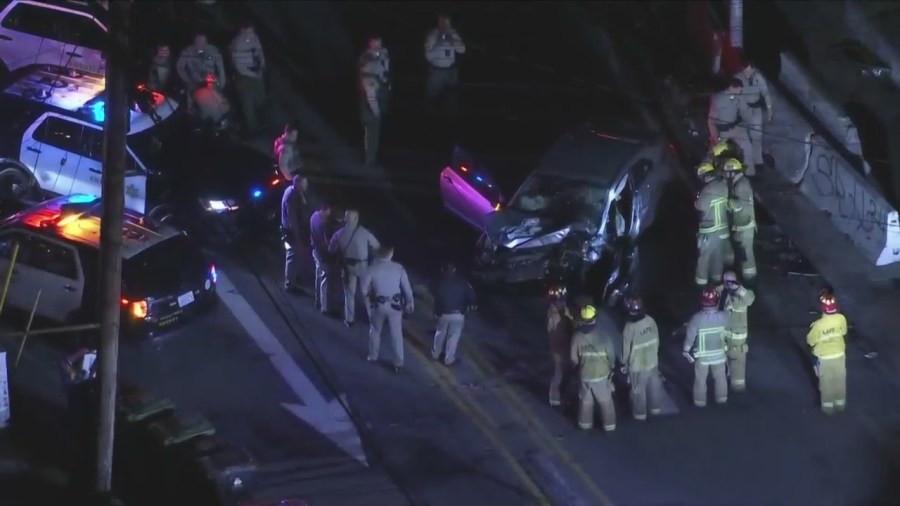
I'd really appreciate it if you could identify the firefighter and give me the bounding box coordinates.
[807,290,848,414]
[570,305,617,431]
[715,271,755,392]
[683,287,729,407]
[721,158,757,283]
[361,246,414,373]
[707,78,753,174]
[622,295,664,420]
[694,162,730,287]
[547,284,574,407]
[735,62,773,174]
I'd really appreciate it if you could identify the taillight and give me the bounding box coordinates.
[210,264,217,284]
[131,300,148,319]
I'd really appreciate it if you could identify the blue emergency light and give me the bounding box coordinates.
[90,101,105,122]
[251,188,263,199]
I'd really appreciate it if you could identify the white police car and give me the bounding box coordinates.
[0,0,107,75]
[0,64,177,213]
[0,194,217,336]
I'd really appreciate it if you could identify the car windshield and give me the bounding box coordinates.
[508,174,606,224]
[122,234,207,297]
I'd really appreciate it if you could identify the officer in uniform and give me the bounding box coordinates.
[622,295,664,421]
[721,158,758,283]
[282,175,312,292]
[359,37,390,167]
[547,284,574,407]
[807,290,848,414]
[230,22,267,135]
[707,78,754,174]
[735,62,773,173]
[329,209,381,327]
[309,200,335,313]
[274,123,303,180]
[431,262,477,366]
[424,14,466,115]
[176,32,227,113]
[148,43,172,93]
[715,271,755,392]
[570,305,617,432]
[683,288,730,407]
[694,162,730,287]
[361,246,414,372]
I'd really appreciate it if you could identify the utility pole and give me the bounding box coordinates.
[95,0,131,498]
[729,0,743,49]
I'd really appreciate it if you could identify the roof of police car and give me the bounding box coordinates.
[2,64,105,113]
[7,195,184,260]
[533,123,659,187]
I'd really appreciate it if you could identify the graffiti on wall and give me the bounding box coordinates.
[807,143,888,234]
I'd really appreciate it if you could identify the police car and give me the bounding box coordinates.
[0,0,107,75]
[0,194,217,336]
[0,64,285,236]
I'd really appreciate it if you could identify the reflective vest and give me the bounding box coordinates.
[622,315,659,372]
[685,310,729,365]
[807,313,847,359]
[696,179,730,237]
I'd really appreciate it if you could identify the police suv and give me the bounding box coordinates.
[0,64,285,236]
[0,194,217,336]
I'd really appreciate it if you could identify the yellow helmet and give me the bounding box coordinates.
[696,163,715,176]
[580,304,597,321]
[711,141,730,157]
[722,158,743,173]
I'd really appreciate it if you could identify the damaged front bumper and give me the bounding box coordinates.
[473,244,587,284]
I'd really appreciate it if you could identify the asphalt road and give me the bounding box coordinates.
[6,2,900,506]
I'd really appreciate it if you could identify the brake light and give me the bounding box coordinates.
[460,165,468,173]
[210,264,217,284]
[131,300,148,319]
[120,298,129,306]
[270,177,281,186]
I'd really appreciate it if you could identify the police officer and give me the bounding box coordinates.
[622,295,664,421]
[570,305,617,432]
[361,246,414,373]
[735,62,773,174]
[721,158,758,282]
[329,209,381,327]
[176,32,227,112]
[694,162,730,287]
[282,175,312,292]
[683,288,730,407]
[274,123,303,180]
[807,290,848,414]
[547,284,574,407]
[309,200,335,313]
[359,37,390,167]
[424,14,466,115]
[148,43,172,93]
[230,22,267,135]
[707,78,754,174]
[715,271,755,392]
[431,262,477,366]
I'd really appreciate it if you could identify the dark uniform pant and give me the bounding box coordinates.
[426,66,459,115]
[236,74,266,132]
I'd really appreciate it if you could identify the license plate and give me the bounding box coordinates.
[177,291,195,308]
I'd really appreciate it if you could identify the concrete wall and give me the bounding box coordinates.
[764,53,900,266]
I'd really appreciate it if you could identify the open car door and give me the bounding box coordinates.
[439,146,504,231]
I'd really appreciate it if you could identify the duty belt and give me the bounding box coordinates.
[345,258,367,266]
[747,96,767,109]
[373,293,402,304]
[715,119,740,133]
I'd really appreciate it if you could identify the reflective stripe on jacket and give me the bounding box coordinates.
[622,315,659,372]
[807,313,847,359]
[570,327,616,381]
[730,175,756,230]
[684,309,729,365]
[696,179,730,236]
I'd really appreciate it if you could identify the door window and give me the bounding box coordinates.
[60,14,106,49]
[79,125,104,159]
[0,3,64,40]
[16,233,78,280]
[33,116,84,153]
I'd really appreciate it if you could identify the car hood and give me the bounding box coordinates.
[486,209,596,250]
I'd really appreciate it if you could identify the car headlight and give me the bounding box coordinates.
[201,198,239,213]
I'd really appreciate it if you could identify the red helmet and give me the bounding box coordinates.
[819,292,839,314]
[624,295,644,314]
[701,287,718,308]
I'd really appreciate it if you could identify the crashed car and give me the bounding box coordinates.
[440,123,675,300]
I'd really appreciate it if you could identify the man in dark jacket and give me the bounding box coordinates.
[431,262,476,366]
[282,175,313,292]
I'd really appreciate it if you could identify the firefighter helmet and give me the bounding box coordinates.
[712,141,731,157]
[581,304,598,321]
[722,158,743,173]
[624,295,644,315]
[697,163,715,177]
[819,291,839,314]
[547,284,567,301]
[701,287,719,308]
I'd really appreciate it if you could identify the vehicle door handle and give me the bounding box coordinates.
[66,51,83,58]
[89,168,102,174]
[63,284,76,292]
[0,35,11,41]
[26,146,41,153]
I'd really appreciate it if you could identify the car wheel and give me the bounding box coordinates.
[0,167,37,203]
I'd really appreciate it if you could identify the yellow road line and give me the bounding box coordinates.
[406,305,614,506]
[403,322,552,506]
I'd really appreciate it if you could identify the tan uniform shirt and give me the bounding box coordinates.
[328,225,380,261]
[176,44,226,86]
[362,259,414,308]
